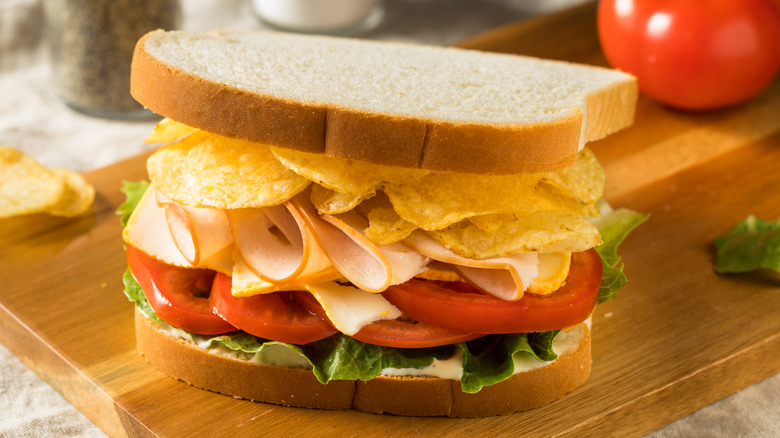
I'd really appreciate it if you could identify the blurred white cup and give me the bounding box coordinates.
[252,0,383,35]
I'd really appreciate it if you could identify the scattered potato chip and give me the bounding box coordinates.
[426,211,602,259]
[147,131,311,209]
[46,169,95,217]
[0,146,64,218]
[145,118,198,144]
[0,146,93,219]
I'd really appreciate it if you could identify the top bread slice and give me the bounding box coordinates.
[131,30,636,174]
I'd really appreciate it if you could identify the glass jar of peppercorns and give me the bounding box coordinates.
[43,0,180,119]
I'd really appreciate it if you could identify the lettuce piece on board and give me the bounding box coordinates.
[714,215,780,275]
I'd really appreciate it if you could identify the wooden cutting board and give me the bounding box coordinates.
[2,3,779,436]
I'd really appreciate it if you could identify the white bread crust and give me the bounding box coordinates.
[130,30,636,175]
[135,310,591,417]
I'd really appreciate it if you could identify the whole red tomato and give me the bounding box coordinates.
[598,0,780,111]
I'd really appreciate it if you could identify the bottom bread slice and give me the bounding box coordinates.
[135,309,591,417]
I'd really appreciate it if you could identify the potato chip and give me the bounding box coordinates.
[272,146,399,196]
[147,131,310,209]
[46,169,95,217]
[310,185,367,215]
[145,118,198,144]
[352,194,416,245]
[145,126,605,259]
[385,172,547,230]
[0,147,94,219]
[0,146,65,218]
[414,262,463,282]
[426,211,602,259]
[540,148,605,205]
[386,151,603,228]
[532,183,600,217]
[272,146,602,231]
[363,207,417,245]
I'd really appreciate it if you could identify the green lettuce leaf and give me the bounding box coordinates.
[300,335,454,383]
[459,330,559,393]
[526,330,560,361]
[199,325,555,392]
[205,332,273,352]
[590,205,649,303]
[122,268,164,323]
[714,215,780,274]
[203,330,455,383]
[117,180,149,226]
[204,333,313,366]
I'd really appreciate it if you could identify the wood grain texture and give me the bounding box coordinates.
[1,2,779,436]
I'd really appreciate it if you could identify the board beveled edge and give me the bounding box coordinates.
[0,300,154,438]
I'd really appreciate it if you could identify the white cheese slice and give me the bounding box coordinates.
[305,282,402,335]
[231,249,341,297]
[528,252,571,295]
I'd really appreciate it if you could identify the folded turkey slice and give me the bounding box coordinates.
[231,249,342,297]
[155,190,234,266]
[403,230,538,301]
[290,195,428,293]
[229,203,330,283]
[333,210,430,287]
[123,185,233,274]
[131,186,533,301]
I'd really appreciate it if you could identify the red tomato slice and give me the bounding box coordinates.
[382,249,602,334]
[210,272,338,345]
[295,292,481,348]
[126,245,236,335]
[351,320,482,349]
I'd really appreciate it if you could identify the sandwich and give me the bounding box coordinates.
[120,29,643,417]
